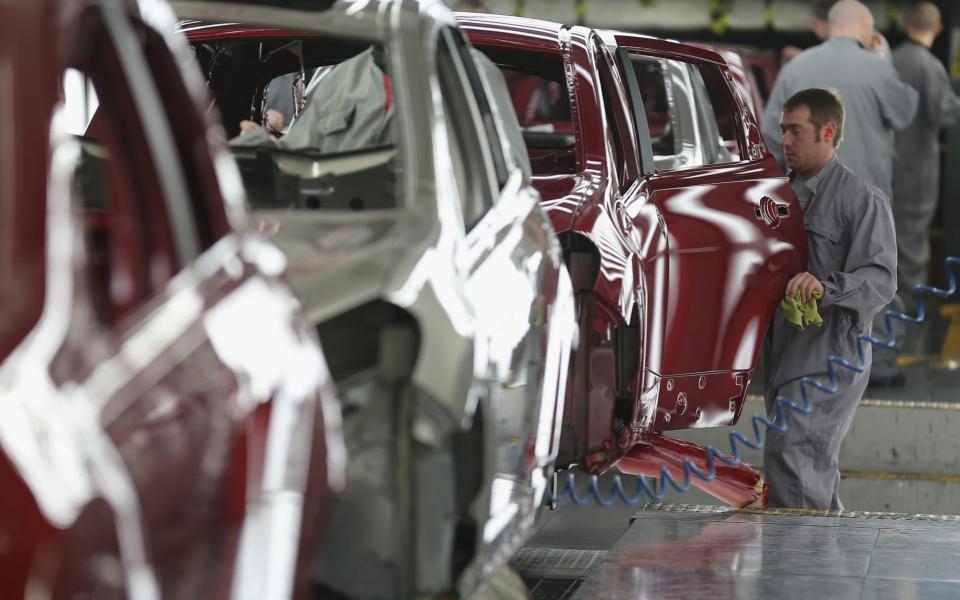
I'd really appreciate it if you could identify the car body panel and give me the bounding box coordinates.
[178,1,575,595]
[0,0,344,598]
[716,47,766,122]
[460,14,806,480]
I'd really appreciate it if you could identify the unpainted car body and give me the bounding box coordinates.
[0,0,344,598]
[176,0,576,597]
[459,14,807,503]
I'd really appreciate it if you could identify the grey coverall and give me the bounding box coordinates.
[891,40,960,301]
[761,36,917,380]
[232,47,534,183]
[232,47,393,153]
[762,155,897,510]
[761,37,919,199]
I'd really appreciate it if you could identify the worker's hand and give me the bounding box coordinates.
[867,31,890,58]
[238,120,260,135]
[785,272,824,304]
[265,109,285,134]
[237,120,279,144]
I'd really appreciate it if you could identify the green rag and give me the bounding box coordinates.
[780,290,823,331]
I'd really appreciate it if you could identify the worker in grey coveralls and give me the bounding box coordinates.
[762,0,917,197]
[231,45,532,179]
[763,88,897,509]
[761,0,917,384]
[232,47,393,153]
[892,3,960,308]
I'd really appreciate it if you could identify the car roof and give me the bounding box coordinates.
[178,19,303,40]
[456,12,727,67]
[599,30,727,67]
[456,12,567,52]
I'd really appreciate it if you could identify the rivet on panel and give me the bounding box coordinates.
[675,392,687,415]
[698,375,706,389]
[666,379,674,392]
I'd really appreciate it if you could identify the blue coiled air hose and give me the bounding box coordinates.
[549,256,960,508]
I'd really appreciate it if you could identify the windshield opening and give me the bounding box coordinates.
[192,34,398,211]
[471,45,576,176]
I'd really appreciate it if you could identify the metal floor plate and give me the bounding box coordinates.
[510,547,608,579]
[571,503,960,599]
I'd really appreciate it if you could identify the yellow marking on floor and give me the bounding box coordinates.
[931,358,960,371]
[744,394,960,411]
[896,354,927,367]
[840,470,960,484]
[940,304,960,363]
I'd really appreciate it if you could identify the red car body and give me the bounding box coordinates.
[460,14,807,503]
[0,0,343,598]
[699,44,768,122]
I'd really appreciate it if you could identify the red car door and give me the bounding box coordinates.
[0,2,342,598]
[613,33,807,432]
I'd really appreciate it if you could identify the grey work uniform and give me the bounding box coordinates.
[232,47,393,153]
[263,71,298,129]
[762,37,919,199]
[892,40,960,299]
[762,155,897,510]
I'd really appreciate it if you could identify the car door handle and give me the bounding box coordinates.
[755,196,789,228]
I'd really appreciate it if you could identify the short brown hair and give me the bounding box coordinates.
[906,2,941,33]
[783,88,845,148]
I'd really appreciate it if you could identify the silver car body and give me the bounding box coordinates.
[174,0,576,596]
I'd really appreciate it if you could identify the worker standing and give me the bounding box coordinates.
[763,89,897,510]
[891,3,960,311]
[762,0,917,385]
[762,0,917,200]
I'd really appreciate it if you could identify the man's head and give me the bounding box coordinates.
[779,88,845,177]
[812,0,838,40]
[905,2,942,44]
[828,0,875,47]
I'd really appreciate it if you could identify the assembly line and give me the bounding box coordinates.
[1,0,958,598]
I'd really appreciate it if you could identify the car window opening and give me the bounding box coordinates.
[63,8,188,324]
[472,45,576,177]
[628,56,678,157]
[195,36,398,212]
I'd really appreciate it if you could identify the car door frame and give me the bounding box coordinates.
[60,3,338,597]
[613,32,806,434]
[435,23,574,551]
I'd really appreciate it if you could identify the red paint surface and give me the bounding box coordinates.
[0,2,337,597]
[618,433,767,508]
[461,14,806,495]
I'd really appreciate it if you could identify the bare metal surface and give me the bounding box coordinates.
[509,547,607,579]
[637,503,960,523]
[572,503,960,599]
